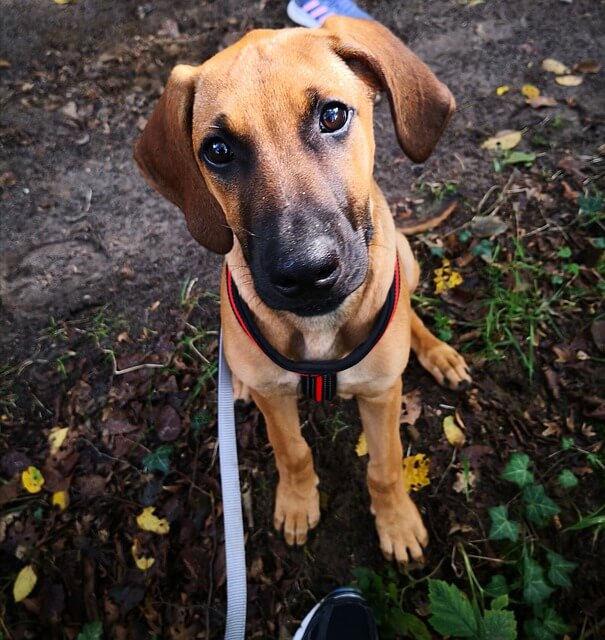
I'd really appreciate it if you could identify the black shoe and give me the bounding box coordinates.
[293,588,379,640]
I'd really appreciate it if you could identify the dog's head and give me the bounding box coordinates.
[135,17,454,316]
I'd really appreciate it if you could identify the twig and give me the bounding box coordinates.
[103,349,170,375]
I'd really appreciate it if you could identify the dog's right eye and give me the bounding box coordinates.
[201,137,234,166]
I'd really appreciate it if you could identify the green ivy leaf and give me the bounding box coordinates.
[546,550,577,588]
[481,609,517,640]
[522,484,560,525]
[488,506,520,542]
[524,619,555,640]
[428,579,479,637]
[523,556,554,605]
[390,609,432,640]
[77,621,103,640]
[484,574,509,598]
[541,605,569,635]
[501,453,534,488]
[557,469,578,489]
[142,444,174,474]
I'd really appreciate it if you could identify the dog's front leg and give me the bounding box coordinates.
[250,390,320,546]
[357,377,428,564]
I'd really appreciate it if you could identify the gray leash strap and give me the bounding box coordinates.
[218,334,247,639]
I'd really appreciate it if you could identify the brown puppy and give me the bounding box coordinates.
[134,17,471,564]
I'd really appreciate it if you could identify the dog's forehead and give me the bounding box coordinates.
[193,28,361,125]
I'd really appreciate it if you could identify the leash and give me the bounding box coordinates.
[218,334,247,639]
[226,260,401,401]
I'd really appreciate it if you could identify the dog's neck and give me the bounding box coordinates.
[225,188,397,361]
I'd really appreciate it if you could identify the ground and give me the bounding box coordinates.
[1,0,604,638]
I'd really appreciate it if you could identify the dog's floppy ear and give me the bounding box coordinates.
[134,65,233,254]
[323,17,455,163]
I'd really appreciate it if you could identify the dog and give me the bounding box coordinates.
[134,16,471,564]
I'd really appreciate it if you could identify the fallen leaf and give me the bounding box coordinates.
[131,539,155,571]
[470,215,509,238]
[590,319,605,352]
[541,58,570,74]
[54,0,73,4]
[434,259,463,295]
[561,180,579,202]
[402,454,431,492]
[48,427,69,456]
[443,415,466,447]
[355,432,368,457]
[21,466,45,493]
[481,130,522,150]
[452,469,476,493]
[14,565,37,602]
[556,75,583,87]
[0,59,11,69]
[542,422,562,438]
[400,389,422,426]
[572,59,601,74]
[136,506,170,535]
[496,85,510,96]
[149,300,161,312]
[52,490,69,511]
[526,96,557,109]
[521,84,540,99]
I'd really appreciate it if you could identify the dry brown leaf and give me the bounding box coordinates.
[0,59,11,69]
[556,75,583,87]
[526,96,557,109]
[481,130,522,150]
[452,470,476,493]
[400,389,422,426]
[573,59,601,74]
[541,58,570,74]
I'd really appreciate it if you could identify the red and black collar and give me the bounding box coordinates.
[225,260,401,401]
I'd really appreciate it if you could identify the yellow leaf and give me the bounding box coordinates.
[495,85,510,96]
[443,415,466,447]
[541,58,570,74]
[402,454,431,492]
[521,84,540,99]
[48,426,69,455]
[53,0,73,4]
[434,259,464,295]
[136,506,170,535]
[131,539,155,570]
[13,565,37,602]
[21,466,45,494]
[52,490,69,511]
[355,432,368,457]
[555,74,583,87]
[481,130,522,150]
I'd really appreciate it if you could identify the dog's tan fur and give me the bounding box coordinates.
[135,17,471,564]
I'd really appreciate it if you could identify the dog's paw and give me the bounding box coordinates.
[417,342,471,390]
[274,481,320,546]
[374,499,428,565]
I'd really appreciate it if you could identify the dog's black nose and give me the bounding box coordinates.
[269,244,340,298]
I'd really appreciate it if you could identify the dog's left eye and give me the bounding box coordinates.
[201,137,234,166]
[319,103,349,133]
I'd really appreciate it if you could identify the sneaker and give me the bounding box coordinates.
[287,0,374,28]
[293,587,379,640]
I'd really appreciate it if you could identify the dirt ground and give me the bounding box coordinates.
[1,0,604,638]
